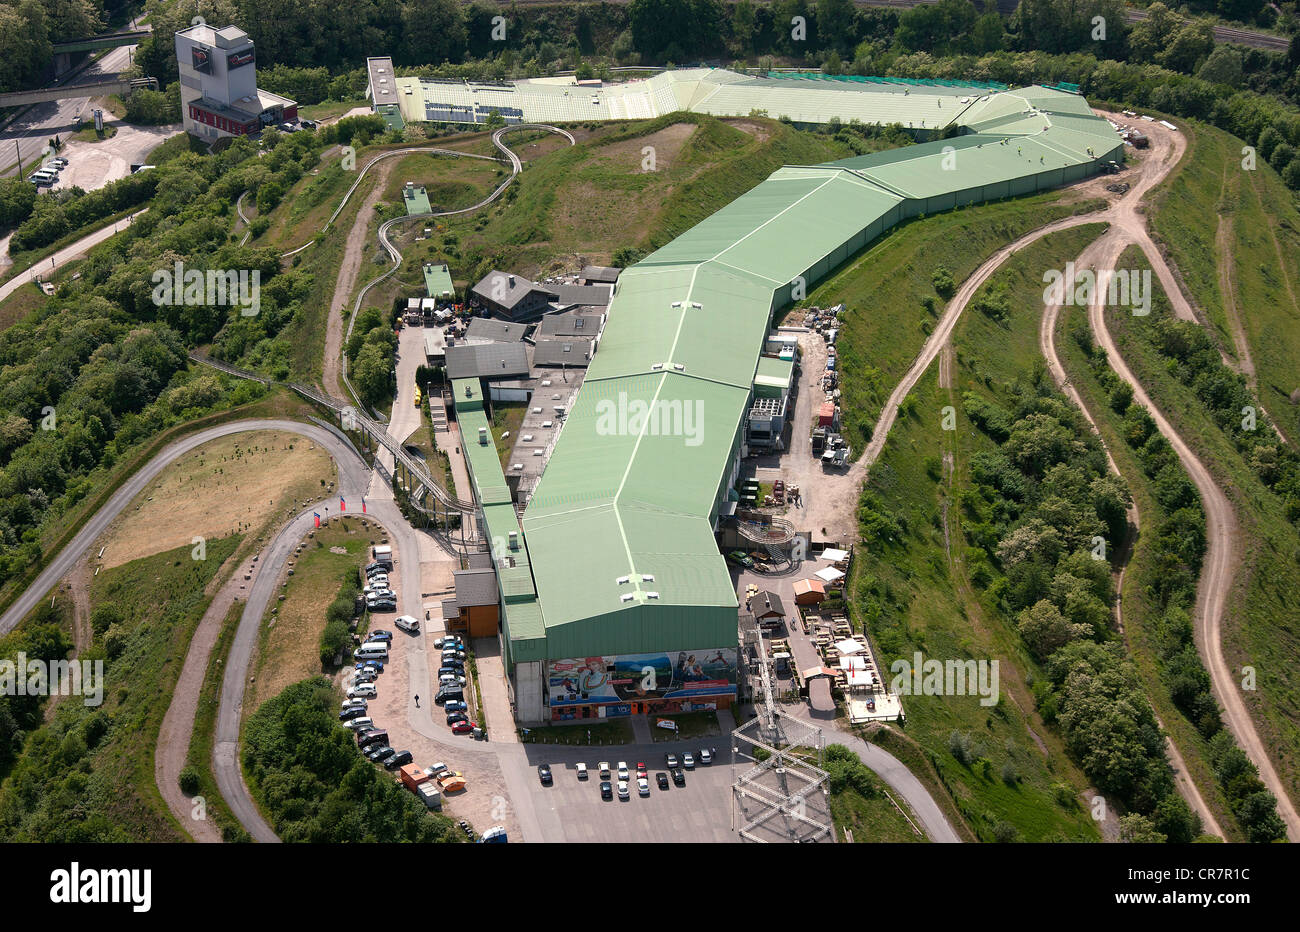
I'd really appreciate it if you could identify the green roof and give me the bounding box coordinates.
[502,82,1121,662]
[754,355,794,394]
[424,262,455,299]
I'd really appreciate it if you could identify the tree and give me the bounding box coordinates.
[816,0,856,53]
[731,0,757,55]
[1196,45,1243,86]
[353,342,392,404]
[1017,598,1091,659]
[1128,3,1180,64]
[1119,813,1167,843]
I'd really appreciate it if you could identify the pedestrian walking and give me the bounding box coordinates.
[414,694,420,708]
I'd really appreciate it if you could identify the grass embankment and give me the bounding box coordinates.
[0,537,239,840]
[248,518,371,715]
[808,193,1107,449]
[843,226,1110,843]
[1147,118,1300,442]
[1099,244,1300,826]
[99,429,336,569]
[0,386,319,619]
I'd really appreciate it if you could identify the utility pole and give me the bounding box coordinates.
[14,141,22,179]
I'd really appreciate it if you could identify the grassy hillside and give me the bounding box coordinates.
[809,194,1107,449]
[843,226,1110,842]
[0,537,239,841]
[1147,118,1300,442]
[1101,244,1300,824]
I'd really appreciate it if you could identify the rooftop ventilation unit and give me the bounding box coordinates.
[478,426,488,444]
[522,434,534,442]
[651,363,663,370]
[645,592,660,599]
[620,593,635,603]
[542,420,553,428]
[533,449,543,456]
[512,463,523,470]
[541,379,552,387]
[616,575,629,585]
[508,531,518,549]
[531,407,542,413]
[641,574,654,582]
[673,363,684,371]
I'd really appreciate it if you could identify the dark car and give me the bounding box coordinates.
[437,666,463,678]
[384,750,413,770]
[369,601,397,613]
[300,119,318,129]
[366,745,395,763]
[538,764,553,786]
[358,729,389,749]
[339,706,367,721]
[600,781,613,800]
[446,712,468,726]
[656,772,669,790]
[364,562,388,576]
[671,768,686,786]
[354,660,384,673]
[367,630,393,642]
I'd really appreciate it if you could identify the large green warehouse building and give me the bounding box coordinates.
[445,74,1123,723]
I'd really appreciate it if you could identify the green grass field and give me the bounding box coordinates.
[1147,118,1300,442]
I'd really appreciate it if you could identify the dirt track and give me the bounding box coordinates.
[842,113,1298,839]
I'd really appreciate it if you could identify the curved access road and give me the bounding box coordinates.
[0,209,147,304]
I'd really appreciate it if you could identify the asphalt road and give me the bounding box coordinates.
[0,45,138,179]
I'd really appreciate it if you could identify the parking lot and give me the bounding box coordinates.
[511,744,739,843]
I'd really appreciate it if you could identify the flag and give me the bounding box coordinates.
[313,512,320,528]
[361,497,367,514]
[340,497,346,512]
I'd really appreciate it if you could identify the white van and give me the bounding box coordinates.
[354,644,389,662]
[30,170,56,187]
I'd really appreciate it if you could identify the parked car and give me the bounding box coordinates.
[50,157,68,169]
[346,683,377,699]
[384,750,413,770]
[300,119,318,129]
[277,121,298,132]
[538,764,553,786]
[344,717,374,732]
[357,729,388,749]
[617,761,629,782]
[683,752,695,770]
[367,630,393,643]
[656,772,669,790]
[665,752,679,769]
[339,706,367,721]
[364,562,388,576]
[369,601,397,614]
[433,635,463,650]
[434,690,463,706]
[671,768,686,786]
[443,700,467,714]
[366,745,395,762]
[446,712,468,726]
[341,697,367,710]
[427,762,448,777]
[395,615,419,633]
[576,762,588,780]
[450,720,477,735]
[354,660,383,673]
[636,762,647,779]
[600,781,613,800]
[440,650,466,662]
[352,671,377,685]
[439,674,467,687]
[617,781,630,800]
[637,777,650,797]
[700,748,713,765]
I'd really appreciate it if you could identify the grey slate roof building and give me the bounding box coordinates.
[550,283,612,307]
[465,317,528,343]
[453,567,500,607]
[537,311,602,338]
[444,342,530,380]
[469,270,556,321]
[533,338,593,368]
[750,590,786,620]
[580,265,621,284]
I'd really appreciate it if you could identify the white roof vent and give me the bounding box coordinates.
[646,591,660,600]
[651,363,663,370]
[512,463,524,470]
[616,575,630,585]
[532,449,543,456]
[542,420,553,428]
[522,434,534,442]
[673,363,684,371]
[541,379,552,387]
[620,593,635,603]
[532,407,542,413]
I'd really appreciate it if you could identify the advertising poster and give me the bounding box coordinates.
[547,648,737,706]
[227,47,255,69]
[192,46,212,74]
